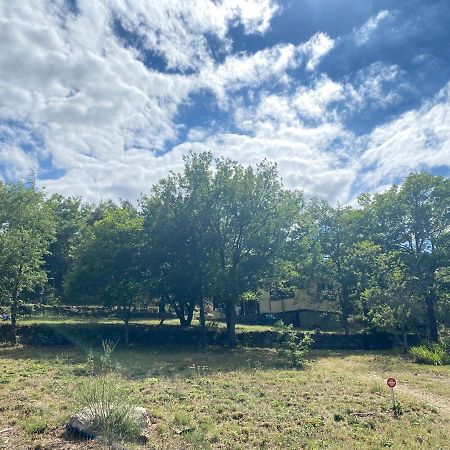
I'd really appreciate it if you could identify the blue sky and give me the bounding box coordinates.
[0,0,449,203]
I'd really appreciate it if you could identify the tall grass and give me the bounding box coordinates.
[75,340,143,444]
[409,344,448,365]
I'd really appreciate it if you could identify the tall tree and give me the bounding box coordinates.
[141,153,213,337]
[362,252,424,349]
[44,194,89,299]
[0,182,56,343]
[310,201,362,334]
[65,204,144,345]
[363,173,450,341]
[207,157,301,346]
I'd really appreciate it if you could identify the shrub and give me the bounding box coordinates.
[77,374,142,443]
[409,344,446,365]
[75,340,143,444]
[273,321,313,369]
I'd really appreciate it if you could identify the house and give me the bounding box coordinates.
[251,283,340,330]
[210,282,340,330]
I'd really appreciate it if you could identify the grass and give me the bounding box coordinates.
[0,345,449,449]
[18,315,274,332]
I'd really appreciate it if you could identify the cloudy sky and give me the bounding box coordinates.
[1,0,449,204]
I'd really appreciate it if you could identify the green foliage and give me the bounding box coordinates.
[77,341,142,444]
[362,173,450,341]
[141,152,213,327]
[24,417,48,434]
[309,201,366,334]
[409,344,449,365]
[392,400,404,417]
[65,205,144,343]
[0,181,56,341]
[77,374,142,443]
[44,194,90,297]
[363,255,424,338]
[273,321,313,368]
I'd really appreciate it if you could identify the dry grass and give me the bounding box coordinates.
[0,346,449,449]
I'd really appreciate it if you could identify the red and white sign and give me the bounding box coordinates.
[387,377,396,388]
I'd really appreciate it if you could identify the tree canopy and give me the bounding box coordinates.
[0,158,449,345]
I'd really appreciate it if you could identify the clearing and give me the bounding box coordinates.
[0,346,449,449]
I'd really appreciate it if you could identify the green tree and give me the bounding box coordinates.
[0,181,56,343]
[310,201,362,334]
[207,157,301,346]
[363,173,450,341]
[363,253,423,349]
[65,205,144,345]
[44,194,90,300]
[141,153,214,340]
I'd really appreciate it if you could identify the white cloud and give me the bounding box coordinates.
[107,0,279,71]
[361,81,450,188]
[0,146,38,181]
[346,62,404,111]
[1,1,448,207]
[302,32,335,72]
[355,10,390,46]
[293,76,344,119]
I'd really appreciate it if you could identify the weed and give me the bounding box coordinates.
[273,321,313,368]
[24,418,47,434]
[409,344,446,365]
[392,400,404,417]
[75,341,143,444]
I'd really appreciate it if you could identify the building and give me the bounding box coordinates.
[210,283,340,330]
[255,283,340,330]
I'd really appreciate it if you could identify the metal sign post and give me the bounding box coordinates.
[387,377,397,410]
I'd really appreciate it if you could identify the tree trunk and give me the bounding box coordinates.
[124,315,130,346]
[339,292,350,336]
[175,302,195,327]
[341,313,349,336]
[199,297,207,347]
[11,288,18,345]
[402,329,409,353]
[174,303,186,326]
[159,299,166,326]
[225,301,237,347]
[425,291,439,342]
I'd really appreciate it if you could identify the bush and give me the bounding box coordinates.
[75,341,143,444]
[0,321,401,349]
[77,374,142,443]
[409,344,447,365]
[273,321,313,369]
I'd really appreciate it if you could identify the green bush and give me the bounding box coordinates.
[273,321,313,369]
[76,340,142,444]
[77,374,142,443]
[409,344,447,365]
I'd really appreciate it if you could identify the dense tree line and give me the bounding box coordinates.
[1,153,449,346]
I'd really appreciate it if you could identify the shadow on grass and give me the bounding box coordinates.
[0,344,291,380]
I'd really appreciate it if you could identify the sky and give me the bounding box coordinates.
[1,0,449,204]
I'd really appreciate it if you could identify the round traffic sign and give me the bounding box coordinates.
[387,377,396,388]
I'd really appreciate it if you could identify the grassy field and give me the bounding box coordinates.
[18,315,274,332]
[0,345,449,449]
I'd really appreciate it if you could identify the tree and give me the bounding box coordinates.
[363,173,450,341]
[141,153,214,344]
[206,157,302,346]
[0,181,56,343]
[310,201,362,334]
[65,205,144,345]
[362,253,424,349]
[44,194,90,300]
